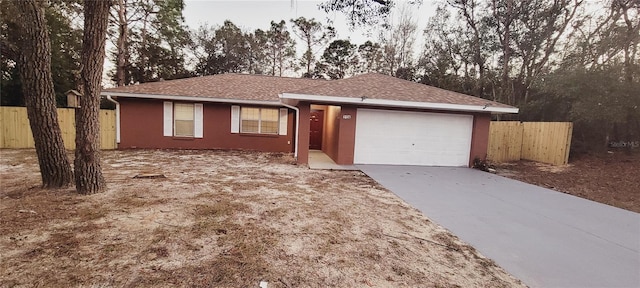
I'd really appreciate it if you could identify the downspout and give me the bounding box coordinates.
[279,99,299,160]
[105,95,120,144]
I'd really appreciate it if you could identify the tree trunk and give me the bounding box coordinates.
[140,10,149,81]
[305,42,312,76]
[501,28,511,104]
[278,52,284,76]
[620,1,638,83]
[75,0,110,194]
[115,0,128,86]
[271,49,277,76]
[14,0,73,188]
[489,0,514,103]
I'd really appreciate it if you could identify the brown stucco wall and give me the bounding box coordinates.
[296,102,311,165]
[118,98,295,153]
[314,105,357,165]
[298,103,491,166]
[322,106,492,167]
[322,105,339,161]
[469,112,491,166]
[334,105,357,165]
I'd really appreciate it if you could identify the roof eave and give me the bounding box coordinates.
[100,91,283,106]
[280,93,519,114]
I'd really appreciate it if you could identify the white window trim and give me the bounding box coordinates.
[231,105,240,133]
[194,103,203,138]
[163,102,173,137]
[278,108,288,136]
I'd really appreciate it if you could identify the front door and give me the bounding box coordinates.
[309,110,324,150]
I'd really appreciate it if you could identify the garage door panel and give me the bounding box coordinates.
[354,109,473,166]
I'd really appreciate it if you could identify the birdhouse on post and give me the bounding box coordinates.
[66,90,82,108]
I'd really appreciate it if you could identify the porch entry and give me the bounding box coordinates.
[309,109,324,149]
[306,104,356,166]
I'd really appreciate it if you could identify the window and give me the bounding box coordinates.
[174,103,195,137]
[163,102,203,138]
[240,107,279,134]
[231,105,287,136]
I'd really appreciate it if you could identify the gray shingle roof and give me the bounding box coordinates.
[102,74,325,102]
[287,73,513,108]
[102,73,514,109]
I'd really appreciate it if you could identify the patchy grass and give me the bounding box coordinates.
[0,149,524,287]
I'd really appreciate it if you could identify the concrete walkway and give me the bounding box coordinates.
[358,165,640,288]
[308,150,358,170]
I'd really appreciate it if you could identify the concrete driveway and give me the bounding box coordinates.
[358,165,640,288]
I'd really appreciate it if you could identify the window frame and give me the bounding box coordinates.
[240,107,280,135]
[163,101,203,138]
[173,102,195,137]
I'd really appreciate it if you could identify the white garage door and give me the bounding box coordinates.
[354,109,473,166]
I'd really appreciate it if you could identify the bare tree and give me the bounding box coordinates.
[489,0,518,103]
[449,0,488,97]
[290,17,335,77]
[111,0,138,86]
[512,0,583,104]
[113,0,127,86]
[419,5,468,92]
[393,4,417,69]
[75,0,111,194]
[6,0,74,188]
[378,5,418,77]
[319,0,396,27]
[380,31,398,76]
[617,0,639,83]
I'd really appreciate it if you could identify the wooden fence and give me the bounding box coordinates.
[487,121,573,165]
[0,106,116,150]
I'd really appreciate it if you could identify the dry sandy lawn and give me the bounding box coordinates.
[0,149,524,287]
[496,152,640,213]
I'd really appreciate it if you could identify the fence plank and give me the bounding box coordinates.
[488,121,572,165]
[0,107,116,150]
[563,123,573,165]
[58,108,76,149]
[487,121,523,162]
[521,122,572,165]
[100,110,117,149]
